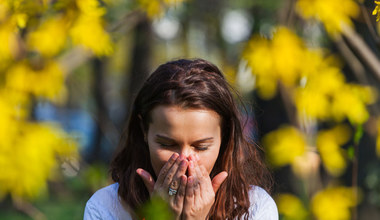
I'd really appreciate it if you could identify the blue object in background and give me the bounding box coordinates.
[34,101,96,155]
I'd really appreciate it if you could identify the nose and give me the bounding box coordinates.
[179,146,194,160]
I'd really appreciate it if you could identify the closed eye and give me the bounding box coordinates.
[157,142,177,148]
[194,144,211,151]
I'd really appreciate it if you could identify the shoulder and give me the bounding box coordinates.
[247,186,279,220]
[84,183,132,220]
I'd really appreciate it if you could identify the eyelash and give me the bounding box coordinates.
[157,143,210,151]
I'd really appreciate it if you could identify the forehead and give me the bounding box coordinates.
[149,105,221,133]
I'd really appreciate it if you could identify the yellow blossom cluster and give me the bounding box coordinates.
[0,90,78,200]
[317,125,351,176]
[276,186,359,220]
[6,61,67,101]
[0,0,81,201]
[262,126,306,167]
[0,0,114,58]
[244,26,375,125]
[296,0,359,35]
[311,186,359,220]
[276,193,309,220]
[27,17,69,57]
[70,0,114,56]
[138,0,187,18]
[243,27,305,99]
[374,1,380,22]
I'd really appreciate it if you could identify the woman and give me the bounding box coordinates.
[84,59,278,219]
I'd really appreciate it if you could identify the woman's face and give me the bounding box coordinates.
[146,105,222,177]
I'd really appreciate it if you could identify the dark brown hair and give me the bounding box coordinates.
[110,58,272,219]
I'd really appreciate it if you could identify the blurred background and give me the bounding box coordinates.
[1,0,380,219]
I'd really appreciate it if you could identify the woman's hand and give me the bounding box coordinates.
[137,153,189,219]
[182,155,228,220]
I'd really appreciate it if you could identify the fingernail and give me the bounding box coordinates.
[180,160,187,167]
[181,175,187,182]
[172,153,179,160]
[188,177,193,184]
[179,154,185,160]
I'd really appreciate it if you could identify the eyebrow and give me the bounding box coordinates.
[155,134,214,143]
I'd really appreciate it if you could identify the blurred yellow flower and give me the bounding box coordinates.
[0,122,78,199]
[244,26,373,125]
[263,126,306,167]
[296,0,359,35]
[243,27,306,99]
[138,0,187,18]
[70,0,113,56]
[317,125,351,176]
[27,17,68,56]
[0,20,19,66]
[373,1,380,22]
[276,193,309,220]
[271,28,304,86]
[295,89,330,120]
[311,186,359,220]
[77,0,107,17]
[6,61,67,102]
[331,85,371,124]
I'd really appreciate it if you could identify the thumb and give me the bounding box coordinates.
[211,171,228,193]
[136,168,155,195]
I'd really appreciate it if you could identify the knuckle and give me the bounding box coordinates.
[165,174,173,183]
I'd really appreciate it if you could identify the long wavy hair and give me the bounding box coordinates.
[110,58,272,219]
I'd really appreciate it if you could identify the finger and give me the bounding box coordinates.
[174,175,187,206]
[136,168,155,195]
[211,171,228,193]
[199,165,213,192]
[156,153,179,185]
[185,176,195,207]
[192,160,203,199]
[171,159,188,189]
[163,154,186,187]
[188,160,196,177]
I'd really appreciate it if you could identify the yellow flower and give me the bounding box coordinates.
[271,28,304,86]
[295,89,330,120]
[296,0,359,35]
[77,0,106,17]
[276,194,309,220]
[137,0,187,18]
[243,27,306,99]
[317,125,351,176]
[6,61,67,102]
[263,126,306,167]
[0,20,19,66]
[69,0,113,56]
[0,122,78,199]
[331,85,372,124]
[311,186,359,220]
[373,1,380,22]
[297,0,359,34]
[27,17,68,56]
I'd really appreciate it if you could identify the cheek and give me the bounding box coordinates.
[200,149,220,174]
[149,148,173,177]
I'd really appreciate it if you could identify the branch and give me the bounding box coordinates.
[342,25,380,82]
[333,35,368,84]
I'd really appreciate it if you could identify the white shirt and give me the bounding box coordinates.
[84,183,278,220]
